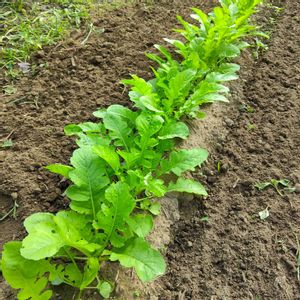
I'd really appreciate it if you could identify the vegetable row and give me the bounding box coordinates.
[1,1,265,299]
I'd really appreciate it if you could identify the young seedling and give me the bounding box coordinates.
[1,139,13,148]
[239,103,255,113]
[255,179,290,196]
[200,216,209,222]
[247,123,255,130]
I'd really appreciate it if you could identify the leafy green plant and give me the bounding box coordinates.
[1,139,13,148]
[1,0,265,298]
[255,179,291,196]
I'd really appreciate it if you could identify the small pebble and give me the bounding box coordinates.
[225,118,235,127]
[294,183,300,194]
[11,192,18,200]
[187,241,193,247]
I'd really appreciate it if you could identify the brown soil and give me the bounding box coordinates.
[1,0,300,299]
[159,0,300,299]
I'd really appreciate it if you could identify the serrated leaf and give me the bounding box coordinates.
[168,178,207,196]
[93,145,120,171]
[127,214,153,238]
[135,112,164,137]
[94,182,135,248]
[160,148,208,176]
[2,241,53,300]
[158,121,189,140]
[21,211,100,260]
[144,175,167,197]
[66,147,109,216]
[109,237,166,282]
[45,164,73,179]
[103,114,132,150]
[21,213,64,260]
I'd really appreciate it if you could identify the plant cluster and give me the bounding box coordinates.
[1,1,264,299]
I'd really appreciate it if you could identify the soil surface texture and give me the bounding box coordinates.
[159,0,300,299]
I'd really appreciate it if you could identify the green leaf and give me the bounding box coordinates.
[109,237,166,282]
[21,213,64,260]
[97,281,112,299]
[149,202,161,215]
[78,122,103,133]
[168,178,207,196]
[45,164,73,179]
[93,145,120,171]
[64,124,82,136]
[135,112,164,137]
[66,147,109,216]
[144,175,167,197]
[206,71,239,82]
[80,257,99,289]
[166,68,196,102]
[255,182,271,190]
[118,149,141,169]
[277,179,290,187]
[21,211,100,260]
[122,75,162,113]
[217,63,240,74]
[1,139,13,148]
[94,182,135,247]
[160,148,208,176]
[127,214,153,238]
[2,241,53,300]
[107,104,137,124]
[219,43,241,58]
[158,121,189,140]
[103,114,132,150]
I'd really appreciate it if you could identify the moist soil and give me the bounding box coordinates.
[1,0,300,299]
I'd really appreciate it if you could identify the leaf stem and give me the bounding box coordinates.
[63,247,81,275]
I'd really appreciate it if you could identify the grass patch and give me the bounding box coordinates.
[0,0,141,78]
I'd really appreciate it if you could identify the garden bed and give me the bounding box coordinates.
[1,0,300,299]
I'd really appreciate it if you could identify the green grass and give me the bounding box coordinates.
[0,0,152,78]
[0,0,102,77]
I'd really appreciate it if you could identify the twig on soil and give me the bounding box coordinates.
[0,200,18,222]
[0,129,15,141]
[232,177,240,188]
[178,289,186,300]
[81,23,94,45]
